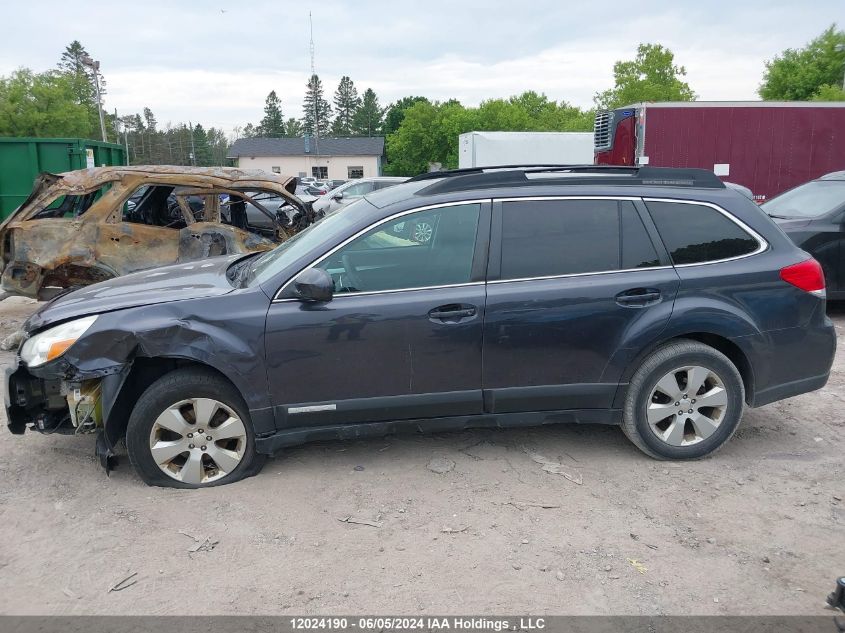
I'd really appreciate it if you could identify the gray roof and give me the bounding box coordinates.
[227,136,385,158]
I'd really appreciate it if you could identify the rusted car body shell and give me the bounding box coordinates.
[0,166,301,298]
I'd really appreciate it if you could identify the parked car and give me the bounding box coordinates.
[294,185,322,200]
[761,171,845,299]
[312,176,408,215]
[6,165,836,488]
[0,166,312,300]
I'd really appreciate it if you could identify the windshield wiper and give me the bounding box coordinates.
[766,213,798,219]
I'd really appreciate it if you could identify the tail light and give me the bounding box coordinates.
[780,259,825,297]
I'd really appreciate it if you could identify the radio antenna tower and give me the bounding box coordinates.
[309,11,320,154]
[309,11,316,77]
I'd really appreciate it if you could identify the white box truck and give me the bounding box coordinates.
[458,131,594,168]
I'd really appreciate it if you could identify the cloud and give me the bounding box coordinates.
[1,0,843,134]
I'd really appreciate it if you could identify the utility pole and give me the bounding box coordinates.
[189,121,196,166]
[81,54,107,142]
[837,44,845,91]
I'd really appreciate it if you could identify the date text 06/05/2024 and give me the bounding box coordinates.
[289,617,546,631]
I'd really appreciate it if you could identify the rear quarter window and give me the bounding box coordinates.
[645,201,760,265]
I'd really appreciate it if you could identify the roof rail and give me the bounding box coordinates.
[409,164,726,195]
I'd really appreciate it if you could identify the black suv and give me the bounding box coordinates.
[6,166,837,488]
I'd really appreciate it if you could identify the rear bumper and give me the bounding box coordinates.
[743,314,837,408]
[751,372,830,408]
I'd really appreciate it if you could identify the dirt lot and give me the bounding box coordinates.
[0,295,842,616]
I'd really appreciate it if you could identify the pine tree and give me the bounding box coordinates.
[58,41,100,103]
[330,76,360,136]
[351,88,383,136]
[191,123,212,165]
[257,90,285,136]
[284,118,304,137]
[303,74,332,138]
[57,41,107,138]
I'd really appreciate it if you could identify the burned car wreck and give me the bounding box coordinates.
[0,166,315,299]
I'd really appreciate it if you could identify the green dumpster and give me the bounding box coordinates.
[0,137,126,219]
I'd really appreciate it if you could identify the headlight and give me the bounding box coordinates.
[20,315,98,368]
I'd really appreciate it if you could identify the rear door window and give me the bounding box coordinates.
[499,199,661,280]
[122,185,185,228]
[645,201,759,265]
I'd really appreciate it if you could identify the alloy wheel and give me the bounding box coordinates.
[646,365,728,446]
[412,221,433,243]
[148,398,247,485]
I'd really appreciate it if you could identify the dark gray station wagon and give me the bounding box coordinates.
[6,166,837,487]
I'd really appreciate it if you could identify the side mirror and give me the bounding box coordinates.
[332,192,344,202]
[293,268,334,302]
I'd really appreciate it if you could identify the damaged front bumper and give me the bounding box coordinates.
[5,357,122,470]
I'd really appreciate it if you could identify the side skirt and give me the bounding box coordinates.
[254,408,621,455]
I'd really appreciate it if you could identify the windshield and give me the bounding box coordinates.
[247,198,374,286]
[762,180,845,218]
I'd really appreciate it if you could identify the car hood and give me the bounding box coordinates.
[25,254,244,332]
[771,217,812,230]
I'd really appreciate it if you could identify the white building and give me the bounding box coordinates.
[227,136,385,180]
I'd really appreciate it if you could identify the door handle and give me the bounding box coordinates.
[429,304,477,320]
[615,288,662,307]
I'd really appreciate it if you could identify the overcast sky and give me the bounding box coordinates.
[1,1,843,134]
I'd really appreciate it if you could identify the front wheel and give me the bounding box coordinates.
[126,368,264,488]
[622,340,745,460]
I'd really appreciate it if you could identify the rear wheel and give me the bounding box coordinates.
[622,340,745,460]
[126,368,264,488]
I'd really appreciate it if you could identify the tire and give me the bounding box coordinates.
[621,339,745,460]
[126,368,265,488]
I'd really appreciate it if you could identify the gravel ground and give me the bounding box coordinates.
[0,295,842,615]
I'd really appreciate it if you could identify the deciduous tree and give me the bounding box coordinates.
[759,25,845,100]
[0,69,91,137]
[594,43,695,110]
[383,96,430,136]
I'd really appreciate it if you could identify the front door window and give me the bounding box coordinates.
[315,203,480,293]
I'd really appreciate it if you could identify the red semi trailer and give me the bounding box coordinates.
[593,101,845,201]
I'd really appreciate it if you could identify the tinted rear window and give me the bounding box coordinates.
[646,201,759,265]
[500,199,660,279]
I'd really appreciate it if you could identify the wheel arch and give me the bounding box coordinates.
[613,331,756,408]
[103,357,267,449]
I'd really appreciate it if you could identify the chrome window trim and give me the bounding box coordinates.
[272,199,489,302]
[641,197,769,266]
[496,195,642,202]
[273,281,485,302]
[271,195,770,301]
[487,265,673,286]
